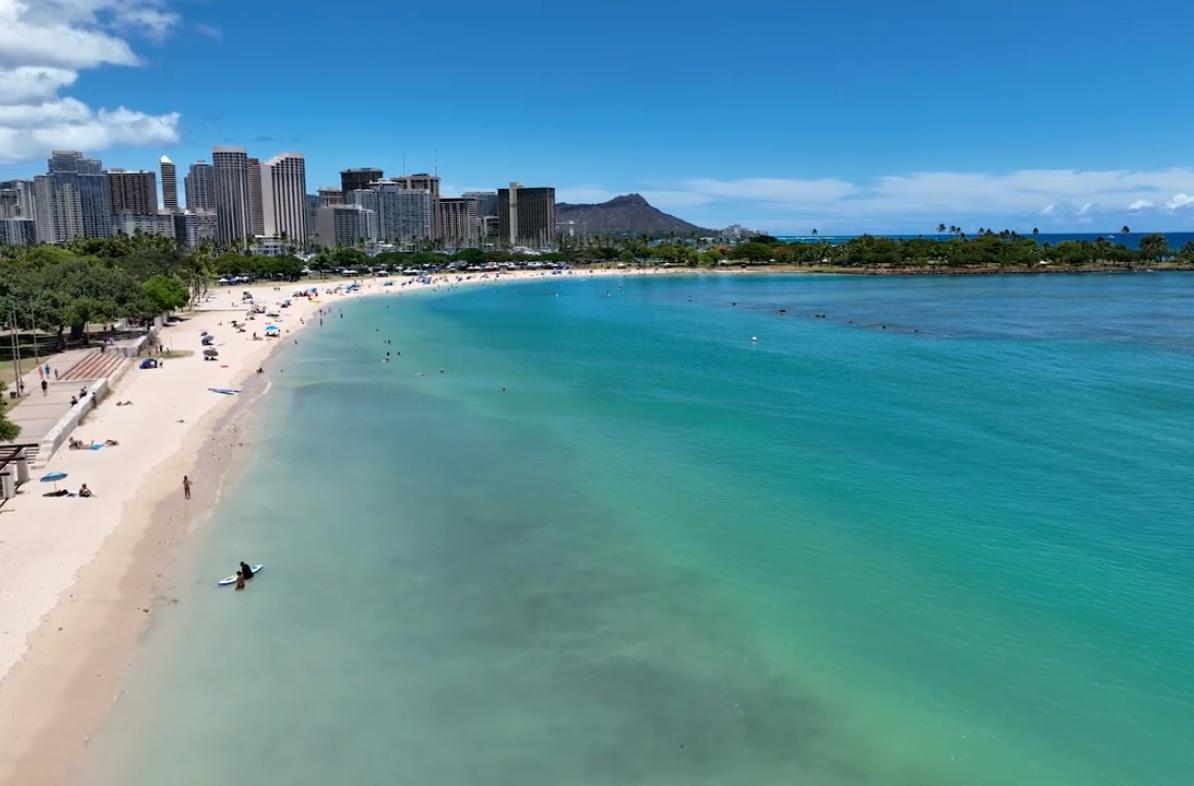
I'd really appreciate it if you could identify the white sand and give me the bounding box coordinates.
[0,267,654,783]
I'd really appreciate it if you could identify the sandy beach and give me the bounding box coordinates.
[0,267,651,785]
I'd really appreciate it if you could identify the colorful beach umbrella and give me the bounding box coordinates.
[40,471,67,491]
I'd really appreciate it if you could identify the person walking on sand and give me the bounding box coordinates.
[183,475,192,500]
[41,379,47,396]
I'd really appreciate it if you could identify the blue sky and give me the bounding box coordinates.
[2,0,1193,233]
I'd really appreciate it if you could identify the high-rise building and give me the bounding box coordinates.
[0,218,36,246]
[391,173,441,238]
[173,211,218,251]
[389,173,440,199]
[438,196,482,248]
[498,182,555,248]
[343,188,385,244]
[0,180,37,223]
[317,186,344,206]
[246,157,265,237]
[305,194,320,243]
[354,180,433,245]
[184,161,216,211]
[463,190,498,220]
[340,167,383,196]
[106,169,158,214]
[346,188,378,214]
[114,212,175,239]
[316,204,376,249]
[212,146,251,246]
[481,215,500,238]
[258,153,307,245]
[160,155,178,212]
[34,151,111,243]
[0,189,18,219]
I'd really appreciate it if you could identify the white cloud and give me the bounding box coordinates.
[0,0,180,164]
[564,168,1194,231]
[684,176,857,205]
[193,22,222,40]
[0,66,78,103]
[555,186,620,204]
[1165,193,1194,211]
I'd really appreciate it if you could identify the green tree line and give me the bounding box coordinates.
[599,232,1191,269]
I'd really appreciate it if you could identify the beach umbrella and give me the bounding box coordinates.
[203,347,219,357]
[40,471,67,491]
[264,324,278,331]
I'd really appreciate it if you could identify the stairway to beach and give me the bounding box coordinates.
[59,351,126,382]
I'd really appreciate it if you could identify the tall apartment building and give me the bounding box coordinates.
[391,173,441,238]
[114,212,175,239]
[498,182,556,248]
[438,196,482,248]
[106,168,158,214]
[340,167,383,196]
[0,180,37,223]
[212,146,251,246]
[463,190,499,220]
[160,156,179,212]
[246,157,265,237]
[184,161,216,211]
[258,152,307,245]
[352,180,433,245]
[173,211,218,251]
[0,188,18,219]
[34,151,111,243]
[316,204,376,249]
[305,194,320,243]
[0,218,36,246]
[481,215,500,238]
[346,188,378,214]
[317,186,344,206]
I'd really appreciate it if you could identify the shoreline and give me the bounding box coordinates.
[0,267,653,785]
[591,262,1194,276]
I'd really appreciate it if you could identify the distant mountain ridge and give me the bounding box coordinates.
[556,193,709,237]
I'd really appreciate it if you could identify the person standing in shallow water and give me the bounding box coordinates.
[183,475,192,500]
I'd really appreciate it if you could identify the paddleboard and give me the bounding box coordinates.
[217,564,264,586]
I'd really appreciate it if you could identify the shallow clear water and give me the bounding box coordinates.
[83,273,1194,785]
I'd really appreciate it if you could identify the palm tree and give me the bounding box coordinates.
[1121,225,1131,235]
[1032,227,1039,236]
[937,223,947,234]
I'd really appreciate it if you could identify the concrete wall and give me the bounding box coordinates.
[35,379,108,468]
[30,330,149,468]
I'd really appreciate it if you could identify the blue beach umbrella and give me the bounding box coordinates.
[40,470,68,491]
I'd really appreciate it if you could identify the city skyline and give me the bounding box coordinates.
[2,1,1194,233]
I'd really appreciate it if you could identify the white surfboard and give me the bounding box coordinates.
[217,564,264,586]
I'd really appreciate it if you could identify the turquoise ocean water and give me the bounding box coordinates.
[82,273,1194,785]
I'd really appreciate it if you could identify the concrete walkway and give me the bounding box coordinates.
[2,338,139,454]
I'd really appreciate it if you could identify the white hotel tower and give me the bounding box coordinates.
[260,152,307,245]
